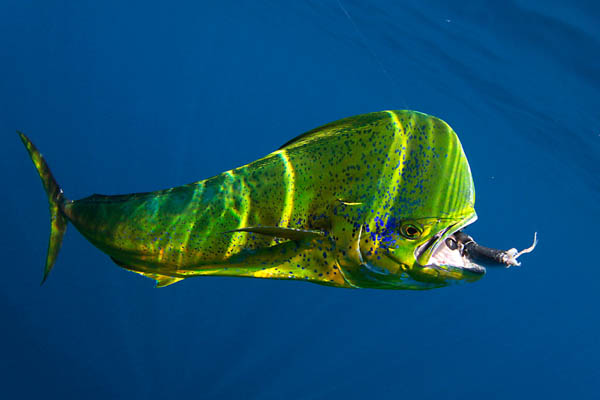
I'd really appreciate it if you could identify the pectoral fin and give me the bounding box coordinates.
[227,226,325,241]
[187,237,349,287]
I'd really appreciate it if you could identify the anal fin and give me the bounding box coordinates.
[110,257,184,288]
[129,270,184,288]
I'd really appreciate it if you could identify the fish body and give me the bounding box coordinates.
[20,110,484,289]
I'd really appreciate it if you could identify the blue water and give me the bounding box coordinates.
[2,1,599,399]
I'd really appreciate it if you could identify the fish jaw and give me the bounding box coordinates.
[415,212,480,269]
[364,213,483,288]
[411,213,486,284]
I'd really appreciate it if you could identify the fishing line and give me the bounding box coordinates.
[335,0,400,97]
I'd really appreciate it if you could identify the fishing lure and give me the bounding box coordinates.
[20,110,536,289]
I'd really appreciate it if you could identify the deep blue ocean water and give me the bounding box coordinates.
[2,1,599,399]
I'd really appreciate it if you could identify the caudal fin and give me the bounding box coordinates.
[18,132,68,284]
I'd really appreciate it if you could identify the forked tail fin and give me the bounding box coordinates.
[18,132,68,284]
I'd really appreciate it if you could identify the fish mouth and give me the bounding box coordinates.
[415,215,485,275]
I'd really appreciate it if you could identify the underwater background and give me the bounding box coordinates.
[1,1,599,399]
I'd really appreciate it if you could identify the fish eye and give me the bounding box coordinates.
[400,223,422,239]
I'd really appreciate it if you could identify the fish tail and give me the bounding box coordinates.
[18,131,68,284]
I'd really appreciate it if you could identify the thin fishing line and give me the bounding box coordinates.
[335,0,396,89]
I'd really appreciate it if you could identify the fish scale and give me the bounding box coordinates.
[19,110,482,289]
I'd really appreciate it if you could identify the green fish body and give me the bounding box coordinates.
[20,110,484,289]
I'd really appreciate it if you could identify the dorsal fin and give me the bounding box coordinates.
[279,112,387,149]
[227,226,325,241]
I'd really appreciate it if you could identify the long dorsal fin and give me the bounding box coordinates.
[110,257,184,288]
[227,226,325,241]
[279,112,386,149]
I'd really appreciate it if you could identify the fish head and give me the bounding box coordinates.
[358,214,484,289]
[350,111,484,289]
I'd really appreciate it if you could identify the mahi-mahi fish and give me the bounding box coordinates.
[19,110,536,289]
